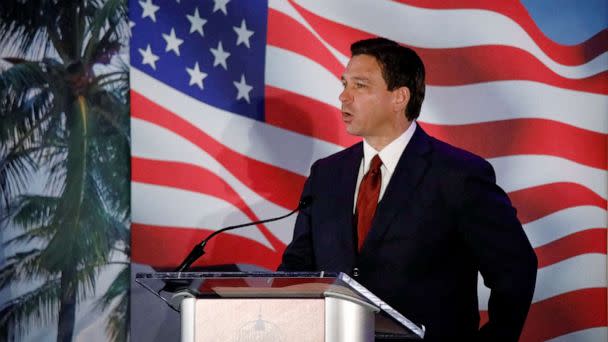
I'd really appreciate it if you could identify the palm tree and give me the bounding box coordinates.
[0,0,130,341]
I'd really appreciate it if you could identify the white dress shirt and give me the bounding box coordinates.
[353,121,417,212]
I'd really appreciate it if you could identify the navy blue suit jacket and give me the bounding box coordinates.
[279,125,537,341]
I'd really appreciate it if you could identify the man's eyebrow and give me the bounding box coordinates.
[341,75,370,82]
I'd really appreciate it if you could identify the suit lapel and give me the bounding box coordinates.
[360,125,433,254]
[334,142,363,262]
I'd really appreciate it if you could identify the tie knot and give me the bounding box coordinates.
[369,155,382,174]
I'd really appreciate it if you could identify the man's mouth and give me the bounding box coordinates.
[342,111,353,122]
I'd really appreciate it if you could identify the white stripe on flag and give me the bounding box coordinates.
[131,118,297,244]
[268,0,350,65]
[424,82,608,134]
[132,182,275,249]
[524,206,607,248]
[477,253,607,310]
[131,68,342,175]
[265,47,608,133]
[546,327,608,342]
[265,46,342,108]
[291,0,608,78]
[489,155,607,199]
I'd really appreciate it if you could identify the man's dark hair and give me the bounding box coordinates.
[350,37,425,121]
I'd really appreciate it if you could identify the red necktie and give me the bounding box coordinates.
[356,154,383,251]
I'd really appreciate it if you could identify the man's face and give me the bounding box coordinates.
[340,54,397,140]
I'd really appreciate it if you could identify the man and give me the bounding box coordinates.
[278,38,537,341]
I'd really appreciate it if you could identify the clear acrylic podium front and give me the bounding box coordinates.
[135,271,425,341]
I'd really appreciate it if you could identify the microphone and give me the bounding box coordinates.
[175,196,313,272]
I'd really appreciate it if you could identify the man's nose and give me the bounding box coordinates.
[339,88,351,104]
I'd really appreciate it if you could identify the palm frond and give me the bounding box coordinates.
[37,169,116,274]
[0,1,56,59]
[86,0,127,40]
[2,224,55,247]
[0,89,55,150]
[97,264,128,310]
[78,177,123,256]
[0,96,60,212]
[8,194,59,232]
[0,150,36,211]
[44,152,68,196]
[105,293,129,342]
[83,0,127,64]
[96,264,129,342]
[88,89,129,140]
[0,249,46,290]
[92,70,128,89]
[0,60,63,161]
[0,278,61,341]
[0,59,49,96]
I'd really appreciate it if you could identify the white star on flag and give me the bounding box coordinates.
[233,19,254,48]
[139,0,159,22]
[187,7,207,36]
[138,44,159,70]
[233,74,253,103]
[186,62,208,90]
[213,0,230,15]
[162,28,184,56]
[210,41,231,70]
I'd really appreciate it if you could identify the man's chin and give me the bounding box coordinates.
[345,127,364,137]
[345,128,357,136]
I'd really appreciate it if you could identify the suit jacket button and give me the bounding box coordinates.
[353,267,360,277]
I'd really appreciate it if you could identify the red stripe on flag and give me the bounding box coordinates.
[133,157,255,220]
[393,0,608,65]
[420,119,607,170]
[423,48,607,93]
[132,224,282,269]
[132,157,286,254]
[131,90,306,210]
[265,86,360,147]
[508,182,607,224]
[288,0,608,94]
[481,288,607,341]
[268,9,344,78]
[534,229,607,268]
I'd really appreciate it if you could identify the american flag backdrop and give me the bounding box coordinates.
[129,0,607,340]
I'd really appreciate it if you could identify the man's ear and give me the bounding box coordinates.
[393,86,410,113]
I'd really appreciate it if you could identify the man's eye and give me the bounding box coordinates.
[355,83,366,88]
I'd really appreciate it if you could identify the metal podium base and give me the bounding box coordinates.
[181,294,379,342]
[325,293,378,341]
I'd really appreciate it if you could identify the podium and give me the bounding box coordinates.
[135,271,425,341]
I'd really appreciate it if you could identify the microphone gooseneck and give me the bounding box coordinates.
[175,196,313,272]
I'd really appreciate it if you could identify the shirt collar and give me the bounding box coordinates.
[362,121,417,174]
